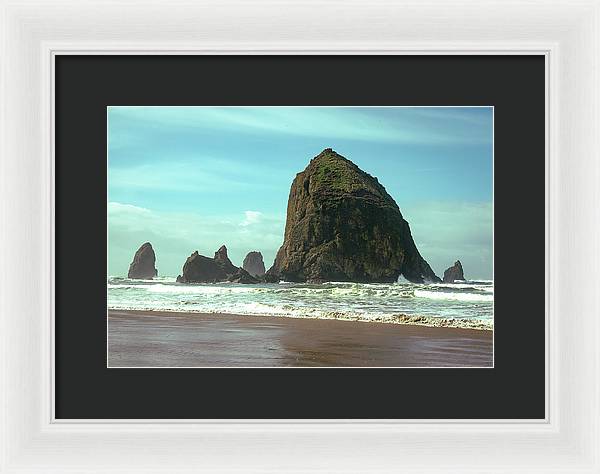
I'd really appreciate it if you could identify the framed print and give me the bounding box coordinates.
[106,104,495,370]
[1,1,599,473]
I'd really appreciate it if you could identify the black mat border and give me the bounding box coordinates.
[55,55,545,419]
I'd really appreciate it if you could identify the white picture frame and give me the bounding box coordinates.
[1,0,598,472]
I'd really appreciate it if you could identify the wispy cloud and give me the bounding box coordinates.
[240,210,263,227]
[410,107,492,125]
[108,202,151,215]
[109,106,492,146]
[402,201,493,279]
[109,159,280,194]
[108,202,285,276]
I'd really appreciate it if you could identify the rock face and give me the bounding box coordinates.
[267,148,440,283]
[242,251,266,277]
[443,260,465,283]
[227,268,260,284]
[127,242,158,279]
[176,245,259,284]
[213,245,238,275]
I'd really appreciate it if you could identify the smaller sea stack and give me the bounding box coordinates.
[242,251,266,277]
[127,242,158,279]
[177,245,259,284]
[443,260,465,283]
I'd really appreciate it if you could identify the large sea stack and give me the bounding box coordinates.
[127,242,158,279]
[242,251,266,277]
[443,260,465,283]
[176,245,259,284]
[266,148,440,283]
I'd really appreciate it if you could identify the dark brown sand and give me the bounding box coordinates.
[108,310,493,368]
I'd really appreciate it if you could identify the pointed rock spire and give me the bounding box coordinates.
[127,242,158,279]
[443,260,465,283]
[242,251,266,277]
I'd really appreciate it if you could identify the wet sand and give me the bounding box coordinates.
[108,310,493,368]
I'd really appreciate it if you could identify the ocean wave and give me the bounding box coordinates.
[429,282,493,291]
[128,283,421,299]
[108,278,494,327]
[414,289,493,302]
[107,302,492,330]
[146,284,258,295]
[108,276,177,285]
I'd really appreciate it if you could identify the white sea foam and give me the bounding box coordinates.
[108,302,492,330]
[414,290,493,303]
[396,274,413,284]
[147,284,258,295]
[430,283,492,290]
[107,276,494,329]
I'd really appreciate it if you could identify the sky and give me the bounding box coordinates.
[108,106,493,279]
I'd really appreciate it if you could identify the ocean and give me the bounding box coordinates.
[107,276,494,330]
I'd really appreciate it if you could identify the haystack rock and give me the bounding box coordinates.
[266,148,440,283]
[443,260,465,283]
[176,245,259,284]
[127,242,158,279]
[242,251,266,277]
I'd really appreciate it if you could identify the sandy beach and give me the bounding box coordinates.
[108,310,493,368]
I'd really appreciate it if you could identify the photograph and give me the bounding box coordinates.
[107,106,494,368]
